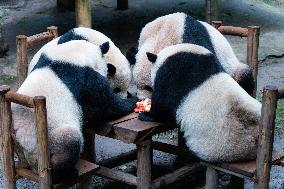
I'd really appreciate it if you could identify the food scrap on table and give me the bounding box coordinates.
[134,98,151,113]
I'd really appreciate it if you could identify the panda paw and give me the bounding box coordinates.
[138,112,156,122]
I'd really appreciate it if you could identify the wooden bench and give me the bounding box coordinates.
[202,86,284,189]
[0,86,99,189]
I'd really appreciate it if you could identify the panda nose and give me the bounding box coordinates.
[127,91,132,99]
[237,68,255,96]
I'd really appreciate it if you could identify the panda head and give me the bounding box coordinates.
[72,27,132,99]
[146,43,213,87]
[131,41,160,100]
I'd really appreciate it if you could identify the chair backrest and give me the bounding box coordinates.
[0,85,51,189]
[212,21,260,97]
[16,26,58,87]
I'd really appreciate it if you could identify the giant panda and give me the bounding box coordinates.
[28,27,132,99]
[129,12,254,99]
[139,44,261,162]
[12,40,137,183]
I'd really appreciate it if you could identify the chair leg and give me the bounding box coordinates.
[205,167,218,189]
[137,139,152,189]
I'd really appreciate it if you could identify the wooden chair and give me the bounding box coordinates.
[202,85,284,189]
[0,86,99,189]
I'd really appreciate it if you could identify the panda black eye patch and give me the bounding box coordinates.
[114,88,121,93]
[144,85,153,92]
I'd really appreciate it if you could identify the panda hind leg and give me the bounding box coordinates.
[49,126,82,184]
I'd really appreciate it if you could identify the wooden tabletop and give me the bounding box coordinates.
[87,113,175,144]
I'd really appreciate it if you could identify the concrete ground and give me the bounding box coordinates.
[0,0,283,188]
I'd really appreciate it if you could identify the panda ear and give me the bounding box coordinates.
[146,52,157,63]
[126,47,138,65]
[107,63,116,76]
[100,41,110,55]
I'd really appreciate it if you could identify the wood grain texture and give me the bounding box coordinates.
[34,96,52,189]
[16,35,28,87]
[247,26,260,98]
[5,91,34,108]
[0,86,16,189]
[137,139,152,189]
[255,86,278,189]
[75,0,92,28]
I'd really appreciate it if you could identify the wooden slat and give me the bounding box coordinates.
[98,149,137,168]
[201,151,284,180]
[5,91,34,108]
[16,168,39,182]
[151,164,203,189]
[113,118,162,143]
[53,159,98,189]
[0,86,16,189]
[152,141,188,156]
[218,26,248,37]
[94,166,137,186]
[27,32,54,48]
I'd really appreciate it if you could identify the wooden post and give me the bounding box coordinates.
[137,139,152,189]
[205,167,218,189]
[47,26,58,39]
[211,21,222,29]
[117,0,128,10]
[75,0,92,28]
[0,85,16,189]
[34,96,52,189]
[255,86,278,189]
[205,0,219,24]
[16,35,28,87]
[247,26,260,98]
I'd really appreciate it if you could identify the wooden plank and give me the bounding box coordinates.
[98,149,137,168]
[212,20,222,29]
[110,112,138,125]
[34,96,52,189]
[218,26,248,37]
[113,118,162,143]
[5,91,34,108]
[16,35,28,87]
[151,163,202,189]
[94,166,137,186]
[0,86,16,189]
[247,26,260,98]
[75,0,92,28]
[137,139,152,189]
[16,168,39,182]
[152,141,188,156]
[255,86,278,189]
[27,32,54,48]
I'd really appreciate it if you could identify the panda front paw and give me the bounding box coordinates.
[138,112,156,122]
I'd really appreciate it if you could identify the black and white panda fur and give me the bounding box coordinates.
[12,40,136,183]
[139,44,261,162]
[129,12,254,99]
[29,27,132,99]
